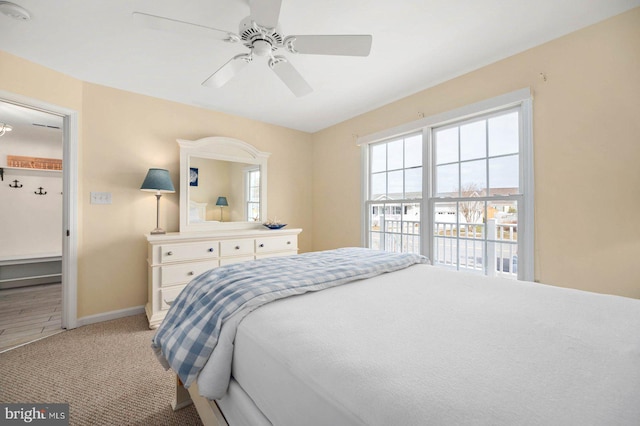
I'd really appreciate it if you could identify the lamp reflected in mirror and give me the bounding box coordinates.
[216,196,228,222]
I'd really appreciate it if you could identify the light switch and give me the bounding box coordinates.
[90,192,112,204]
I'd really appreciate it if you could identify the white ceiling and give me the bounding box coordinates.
[1,0,638,133]
[0,101,63,144]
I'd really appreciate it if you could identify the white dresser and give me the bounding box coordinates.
[146,228,302,329]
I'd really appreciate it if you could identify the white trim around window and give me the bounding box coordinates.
[359,88,534,281]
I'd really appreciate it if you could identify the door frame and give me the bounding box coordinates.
[0,90,79,329]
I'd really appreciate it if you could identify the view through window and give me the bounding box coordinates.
[432,108,521,278]
[367,133,422,254]
[363,94,532,280]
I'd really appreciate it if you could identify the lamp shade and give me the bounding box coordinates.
[140,168,175,193]
[216,196,228,207]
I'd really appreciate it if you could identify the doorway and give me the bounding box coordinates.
[0,92,78,349]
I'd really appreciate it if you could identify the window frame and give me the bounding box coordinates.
[365,132,423,254]
[360,88,534,281]
[244,166,261,222]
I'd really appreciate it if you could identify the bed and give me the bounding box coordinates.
[152,248,640,425]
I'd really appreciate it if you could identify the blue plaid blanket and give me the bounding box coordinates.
[152,247,427,390]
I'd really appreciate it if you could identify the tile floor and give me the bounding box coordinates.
[0,283,63,353]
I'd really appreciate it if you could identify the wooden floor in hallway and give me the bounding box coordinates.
[0,283,63,353]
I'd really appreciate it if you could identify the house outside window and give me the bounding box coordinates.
[361,89,533,280]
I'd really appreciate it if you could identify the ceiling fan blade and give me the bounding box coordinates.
[202,54,252,88]
[285,35,372,56]
[132,12,239,42]
[249,0,282,29]
[268,56,312,97]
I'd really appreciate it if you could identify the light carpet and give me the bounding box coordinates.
[0,314,203,425]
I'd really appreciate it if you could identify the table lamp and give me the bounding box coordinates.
[216,196,228,222]
[141,168,175,234]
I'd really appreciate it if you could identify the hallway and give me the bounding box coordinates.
[0,283,63,353]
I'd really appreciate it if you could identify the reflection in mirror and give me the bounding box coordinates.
[188,157,260,222]
[178,137,270,232]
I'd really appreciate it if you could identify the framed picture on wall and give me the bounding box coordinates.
[189,167,198,187]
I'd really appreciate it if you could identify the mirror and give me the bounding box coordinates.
[178,136,270,232]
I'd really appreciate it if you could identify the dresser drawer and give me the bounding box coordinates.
[160,285,187,310]
[220,239,254,256]
[160,242,219,263]
[160,261,218,287]
[256,235,297,253]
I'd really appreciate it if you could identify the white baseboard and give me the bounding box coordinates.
[77,305,145,327]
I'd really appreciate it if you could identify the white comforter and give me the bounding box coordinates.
[203,264,640,425]
[157,248,425,396]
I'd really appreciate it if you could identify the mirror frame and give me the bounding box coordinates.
[178,136,270,232]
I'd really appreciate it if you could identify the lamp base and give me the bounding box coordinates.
[150,227,166,235]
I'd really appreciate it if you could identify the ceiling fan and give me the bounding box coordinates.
[133,0,372,97]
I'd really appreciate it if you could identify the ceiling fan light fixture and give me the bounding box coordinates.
[252,39,273,56]
[0,1,30,21]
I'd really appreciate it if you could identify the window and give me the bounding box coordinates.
[366,133,422,254]
[245,167,260,221]
[432,109,522,278]
[362,89,533,280]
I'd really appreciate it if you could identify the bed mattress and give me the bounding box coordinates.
[215,379,270,426]
[228,264,640,425]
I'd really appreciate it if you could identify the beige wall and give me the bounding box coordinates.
[1,53,313,318]
[311,8,640,298]
[79,84,312,317]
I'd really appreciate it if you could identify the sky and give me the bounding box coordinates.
[370,110,520,200]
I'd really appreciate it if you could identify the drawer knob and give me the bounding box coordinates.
[208,248,214,252]
[287,241,291,245]
[235,245,240,250]
[167,251,173,256]
[259,243,265,248]
[188,271,194,276]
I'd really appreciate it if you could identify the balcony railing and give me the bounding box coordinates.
[374,218,518,278]
[433,219,517,278]
[382,219,421,254]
